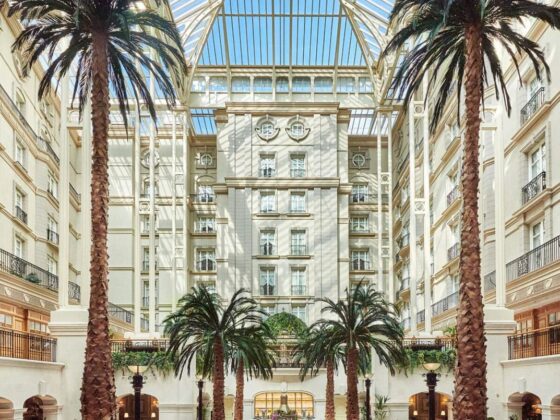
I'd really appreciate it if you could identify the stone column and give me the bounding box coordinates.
[541,405,560,420]
[408,102,418,334]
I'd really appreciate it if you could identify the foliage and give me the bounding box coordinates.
[112,351,175,376]
[397,348,457,375]
[374,394,390,420]
[25,273,40,284]
[264,312,308,339]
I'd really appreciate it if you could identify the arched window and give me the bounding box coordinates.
[254,392,314,418]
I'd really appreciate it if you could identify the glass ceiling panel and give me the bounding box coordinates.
[191,108,217,135]
[174,0,394,68]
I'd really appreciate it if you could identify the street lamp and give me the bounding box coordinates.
[127,364,149,420]
[365,374,372,420]
[422,362,441,420]
[197,374,204,420]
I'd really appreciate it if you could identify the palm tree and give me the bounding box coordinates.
[312,285,405,420]
[293,326,345,420]
[164,287,264,420]
[3,1,186,418]
[228,325,275,420]
[382,1,560,417]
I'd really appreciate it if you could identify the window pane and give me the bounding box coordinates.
[292,77,311,93]
[337,77,355,93]
[231,77,250,93]
[191,77,206,93]
[254,77,273,93]
[276,77,289,93]
[315,77,333,93]
[209,77,227,93]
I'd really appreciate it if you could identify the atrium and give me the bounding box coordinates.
[0,0,559,419]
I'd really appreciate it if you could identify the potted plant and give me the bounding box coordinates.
[25,272,40,284]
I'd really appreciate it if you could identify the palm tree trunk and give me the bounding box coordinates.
[80,31,116,420]
[453,23,487,420]
[346,346,359,420]
[213,337,226,420]
[325,358,335,420]
[234,359,244,420]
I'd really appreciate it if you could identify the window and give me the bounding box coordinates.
[259,266,277,295]
[259,154,276,177]
[260,191,276,213]
[358,77,374,93]
[337,77,355,93]
[15,189,24,211]
[351,184,369,203]
[0,313,13,327]
[197,185,214,203]
[351,152,367,168]
[315,77,333,93]
[15,140,25,167]
[142,279,159,307]
[446,274,459,295]
[291,267,307,295]
[288,122,306,139]
[141,215,158,234]
[47,173,58,199]
[254,77,272,93]
[198,152,214,167]
[276,77,289,93]
[351,216,369,233]
[254,392,314,418]
[531,220,545,250]
[191,77,206,93]
[260,230,276,256]
[527,76,543,100]
[529,142,546,180]
[290,154,306,177]
[292,77,311,93]
[196,249,216,272]
[256,118,279,141]
[142,179,159,198]
[516,318,533,347]
[260,305,277,319]
[47,256,57,275]
[196,217,215,233]
[290,230,306,255]
[14,236,24,258]
[231,77,250,93]
[351,250,370,271]
[209,76,227,93]
[290,192,306,213]
[548,312,560,344]
[292,305,307,322]
[47,217,58,242]
[15,89,26,116]
[28,320,48,334]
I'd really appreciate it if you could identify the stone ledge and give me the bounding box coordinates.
[0,357,64,370]
[500,354,560,368]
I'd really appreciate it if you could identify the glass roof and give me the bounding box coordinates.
[170,0,392,67]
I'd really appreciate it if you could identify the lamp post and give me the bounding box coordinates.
[127,364,148,420]
[197,375,204,420]
[423,362,441,420]
[365,375,372,420]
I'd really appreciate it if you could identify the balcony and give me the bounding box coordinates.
[259,168,276,178]
[111,339,169,354]
[403,337,455,351]
[69,281,81,303]
[291,285,307,296]
[108,303,133,325]
[447,243,460,262]
[69,183,81,203]
[0,327,57,362]
[46,229,59,245]
[0,248,58,292]
[520,87,545,125]
[447,185,460,207]
[15,206,27,225]
[521,171,546,205]
[484,271,496,292]
[260,244,276,256]
[260,284,276,296]
[432,291,459,316]
[190,193,215,204]
[350,193,373,204]
[38,137,60,165]
[506,235,560,282]
[508,325,560,360]
[196,260,216,272]
[290,245,307,256]
[351,260,371,271]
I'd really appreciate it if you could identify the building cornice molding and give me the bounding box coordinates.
[0,357,64,371]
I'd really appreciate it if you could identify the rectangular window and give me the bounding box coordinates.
[196,217,215,233]
[191,77,206,93]
[47,217,58,240]
[290,230,306,255]
[260,191,277,214]
[276,77,289,93]
[261,305,277,319]
[358,77,374,93]
[529,143,546,180]
[28,320,48,334]
[446,274,459,295]
[291,305,307,322]
[196,249,216,272]
[259,266,277,295]
[15,189,24,210]
[209,76,227,93]
[260,230,276,256]
[259,154,276,177]
[350,216,369,233]
[15,140,25,167]
[231,77,251,93]
[291,267,307,295]
[292,77,311,93]
[351,250,370,271]
[531,220,545,249]
[0,313,13,327]
[548,312,560,344]
[315,77,333,93]
[290,154,306,178]
[14,236,24,258]
[290,192,306,213]
[47,173,58,199]
[254,77,273,93]
[337,77,355,93]
[351,184,369,203]
[197,185,214,203]
[142,279,160,307]
[47,256,57,275]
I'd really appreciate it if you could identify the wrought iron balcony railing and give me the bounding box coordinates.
[432,291,459,316]
[190,193,215,203]
[484,271,496,292]
[447,243,460,261]
[111,339,169,353]
[15,206,27,224]
[506,235,560,282]
[0,327,57,362]
[108,303,133,325]
[351,260,371,271]
[0,248,58,292]
[522,171,546,205]
[290,245,307,256]
[47,229,59,245]
[508,325,560,360]
[69,281,81,303]
[260,244,276,256]
[260,284,276,296]
[520,87,545,125]
[38,137,60,165]
[447,185,460,207]
[291,285,307,296]
[350,193,374,204]
[196,260,216,272]
[259,168,276,178]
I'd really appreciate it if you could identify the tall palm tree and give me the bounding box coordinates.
[3,2,186,417]
[312,285,405,420]
[164,287,264,420]
[293,326,346,420]
[228,325,275,420]
[382,1,560,417]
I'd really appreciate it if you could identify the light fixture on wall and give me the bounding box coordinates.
[413,410,418,416]
[151,413,156,418]
[441,410,446,416]
[124,413,129,419]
